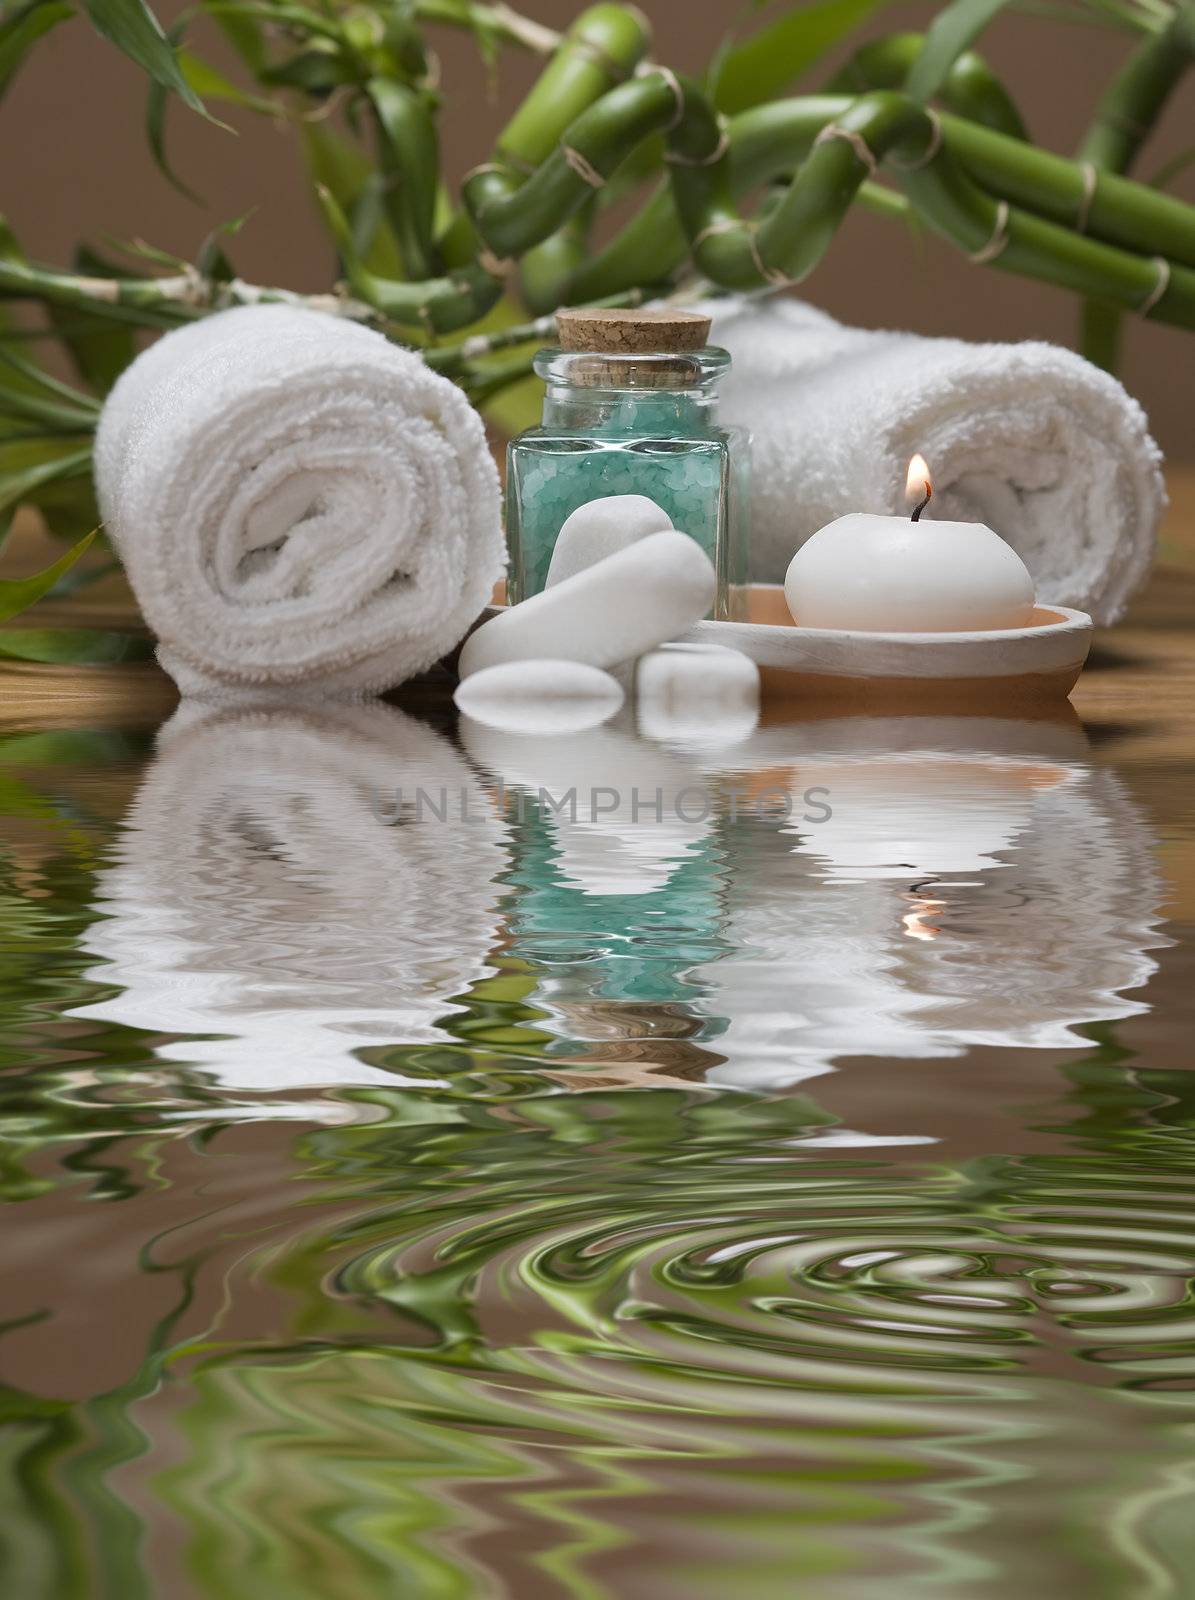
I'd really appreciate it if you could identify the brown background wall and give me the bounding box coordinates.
[4,0,1193,458]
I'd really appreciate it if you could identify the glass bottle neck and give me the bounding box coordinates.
[541,387,720,433]
[533,344,729,436]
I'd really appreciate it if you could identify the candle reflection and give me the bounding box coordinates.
[679,713,1166,1090]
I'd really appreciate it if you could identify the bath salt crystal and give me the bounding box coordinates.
[458,531,717,679]
[545,494,672,588]
[454,658,624,734]
[636,642,760,746]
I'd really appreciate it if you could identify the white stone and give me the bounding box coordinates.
[453,658,623,734]
[459,530,717,679]
[636,642,760,746]
[545,494,672,588]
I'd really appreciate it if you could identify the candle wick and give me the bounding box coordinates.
[910,484,932,523]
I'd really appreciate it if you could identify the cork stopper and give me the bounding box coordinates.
[555,307,711,354]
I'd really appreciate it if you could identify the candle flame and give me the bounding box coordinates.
[905,454,932,504]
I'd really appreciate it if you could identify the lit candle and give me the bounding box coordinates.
[784,456,1036,632]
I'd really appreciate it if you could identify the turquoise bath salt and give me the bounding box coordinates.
[506,310,750,618]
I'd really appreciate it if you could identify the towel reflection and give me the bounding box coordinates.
[72,703,507,1095]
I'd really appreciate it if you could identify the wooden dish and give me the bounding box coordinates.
[476,583,1093,709]
[679,586,1093,709]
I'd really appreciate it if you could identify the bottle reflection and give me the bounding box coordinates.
[71,703,508,1094]
[460,715,728,1074]
[687,714,1166,1090]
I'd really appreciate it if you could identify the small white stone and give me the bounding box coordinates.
[453,658,623,734]
[459,530,717,680]
[545,494,672,587]
[636,641,760,746]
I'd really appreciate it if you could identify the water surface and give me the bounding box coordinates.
[2,693,1193,1599]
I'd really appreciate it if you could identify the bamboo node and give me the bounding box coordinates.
[969,201,1010,265]
[478,249,516,280]
[813,122,877,178]
[651,65,686,131]
[75,275,121,304]
[1138,257,1171,318]
[570,35,631,82]
[665,125,729,168]
[887,110,942,172]
[463,162,516,187]
[692,219,748,251]
[1076,161,1098,234]
[747,227,794,290]
[563,145,606,189]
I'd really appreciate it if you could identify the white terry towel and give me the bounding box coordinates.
[707,297,1165,624]
[95,305,504,698]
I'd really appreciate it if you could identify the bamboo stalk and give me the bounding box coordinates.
[465,69,681,259]
[412,0,562,56]
[1075,9,1195,367]
[825,33,1029,139]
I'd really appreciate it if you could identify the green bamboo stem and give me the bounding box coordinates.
[495,3,650,169]
[412,0,562,56]
[562,84,1195,311]
[424,286,647,378]
[1078,9,1195,171]
[942,114,1195,264]
[825,33,1029,139]
[0,253,379,328]
[518,199,596,313]
[1076,9,1195,367]
[464,68,681,259]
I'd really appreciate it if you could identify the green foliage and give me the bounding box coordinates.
[0,530,97,619]
[905,0,1014,103]
[0,0,1193,652]
[711,0,895,113]
[0,0,73,99]
[81,0,208,114]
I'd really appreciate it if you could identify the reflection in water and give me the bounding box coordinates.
[71,703,508,1094]
[687,717,1167,1090]
[2,704,1192,1599]
[462,716,728,1075]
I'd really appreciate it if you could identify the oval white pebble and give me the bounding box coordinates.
[459,530,717,680]
[636,642,760,746]
[545,494,672,588]
[454,658,624,734]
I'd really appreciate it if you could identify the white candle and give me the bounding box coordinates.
[785,455,1035,633]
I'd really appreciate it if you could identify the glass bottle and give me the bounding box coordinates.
[505,308,750,620]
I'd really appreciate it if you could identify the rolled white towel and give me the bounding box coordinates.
[95,305,504,698]
[706,297,1165,625]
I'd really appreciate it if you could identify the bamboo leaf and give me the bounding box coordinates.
[712,0,894,114]
[0,530,96,623]
[25,472,102,543]
[210,4,266,72]
[300,120,403,276]
[82,0,207,115]
[195,211,252,283]
[260,45,356,94]
[0,0,72,99]
[0,627,152,664]
[906,0,1013,102]
[1149,142,1195,188]
[366,78,439,280]
[0,442,93,520]
[0,343,100,416]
